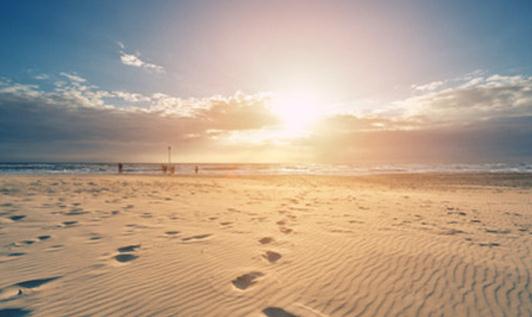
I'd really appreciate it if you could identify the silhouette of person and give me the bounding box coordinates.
[195,166,199,174]
[118,163,123,174]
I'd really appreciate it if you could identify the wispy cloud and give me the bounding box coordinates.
[411,80,445,92]
[118,42,164,73]
[34,74,49,80]
[59,72,86,83]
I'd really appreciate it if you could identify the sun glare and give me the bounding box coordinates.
[269,92,325,136]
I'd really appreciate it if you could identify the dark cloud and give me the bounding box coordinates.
[0,78,276,161]
[308,115,532,163]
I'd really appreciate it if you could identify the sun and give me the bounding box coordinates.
[269,92,325,136]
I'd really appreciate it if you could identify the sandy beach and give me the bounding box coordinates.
[0,173,530,316]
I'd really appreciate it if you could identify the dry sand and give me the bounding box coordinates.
[0,174,530,316]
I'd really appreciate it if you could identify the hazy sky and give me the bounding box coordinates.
[1,0,531,163]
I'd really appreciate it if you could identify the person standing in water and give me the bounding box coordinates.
[118,163,123,174]
[195,166,199,174]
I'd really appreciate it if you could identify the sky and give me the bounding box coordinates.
[0,0,531,163]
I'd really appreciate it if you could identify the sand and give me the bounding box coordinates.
[0,174,530,316]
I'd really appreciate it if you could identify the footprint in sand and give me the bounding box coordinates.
[117,244,141,253]
[0,276,62,302]
[259,237,274,244]
[262,307,298,317]
[89,235,102,241]
[181,234,212,242]
[231,272,265,290]
[479,242,500,247]
[165,230,180,236]
[485,228,511,234]
[440,229,465,235]
[65,208,86,216]
[15,276,61,289]
[9,215,26,222]
[0,308,32,317]
[46,245,64,252]
[448,211,467,216]
[38,235,51,241]
[62,220,78,227]
[114,254,139,263]
[263,251,282,263]
[114,244,141,263]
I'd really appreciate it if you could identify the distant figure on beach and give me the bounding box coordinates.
[162,165,168,174]
[195,166,199,174]
[118,163,123,174]
[169,165,175,175]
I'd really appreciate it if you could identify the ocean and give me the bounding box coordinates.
[0,162,531,176]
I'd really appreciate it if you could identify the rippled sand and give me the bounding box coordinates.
[0,174,530,316]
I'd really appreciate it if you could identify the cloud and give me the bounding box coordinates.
[0,71,531,163]
[308,116,532,163]
[118,42,164,73]
[311,73,532,134]
[110,91,151,103]
[299,73,532,163]
[0,74,277,161]
[394,74,532,125]
[59,72,86,83]
[34,74,49,80]
[411,80,445,92]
